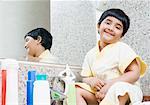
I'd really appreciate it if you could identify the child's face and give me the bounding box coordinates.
[24,36,38,56]
[98,16,123,44]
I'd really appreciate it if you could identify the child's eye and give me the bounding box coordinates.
[116,27,121,30]
[116,26,122,30]
[25,38,29,42]
[105,21,111,25]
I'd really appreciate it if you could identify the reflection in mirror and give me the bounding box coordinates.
[0,0,50,62]
[24,28,59,64]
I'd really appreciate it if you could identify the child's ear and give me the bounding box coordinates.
[97,24,100,29]
[37,36,42,43]
[97,24,100,34]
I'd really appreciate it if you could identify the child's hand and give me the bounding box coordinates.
[95,80,113,102]
[95,91,105,102]
[83,77,105,91]
[99,81,113,98]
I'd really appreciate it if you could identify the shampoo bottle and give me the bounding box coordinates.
[33,74,50,105]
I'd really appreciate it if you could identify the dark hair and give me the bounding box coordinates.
[24,28,53,50]
[98,8,130,36]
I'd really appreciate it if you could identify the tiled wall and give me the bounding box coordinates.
[51,1,96,66]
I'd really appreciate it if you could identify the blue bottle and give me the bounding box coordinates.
[27,70,36,105]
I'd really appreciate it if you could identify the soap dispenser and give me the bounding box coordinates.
[58,64,76,105]
[58,64,76,95]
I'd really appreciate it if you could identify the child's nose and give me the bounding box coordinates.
[108,25,114,31]
[24,43,28,49]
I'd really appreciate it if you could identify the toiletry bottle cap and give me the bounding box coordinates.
[28,70,36,81]
[36,74,47,80]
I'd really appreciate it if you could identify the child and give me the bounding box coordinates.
[76,8,147,105]
[24,28,59,63]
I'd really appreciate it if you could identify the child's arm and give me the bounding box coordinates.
[96,59,140,100]
[109,59,140,84]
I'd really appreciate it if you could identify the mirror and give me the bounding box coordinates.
[0,0,50,62]
[0,0,97,66]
